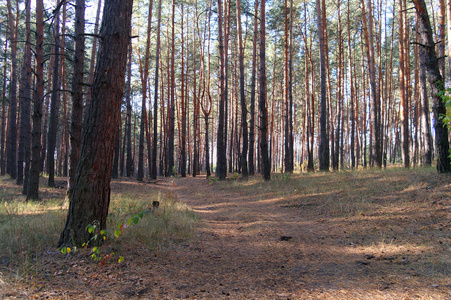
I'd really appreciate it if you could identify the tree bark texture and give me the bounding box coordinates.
[28,0,45,201]
[17,0,32,189]
[413,0,450,173]
[6,0,18,179]
[47,6,61,187]
[237,0,248,177]
[216,0,227,180]
[58,0,133,247]
[316,0,329,171]
[259,0,270,181]
[69,0,86,193]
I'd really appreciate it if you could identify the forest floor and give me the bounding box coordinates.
[1,168,451,299]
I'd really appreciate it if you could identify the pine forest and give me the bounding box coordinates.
[1,0,451,298]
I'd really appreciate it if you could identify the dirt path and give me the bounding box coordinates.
[130,176,448,299]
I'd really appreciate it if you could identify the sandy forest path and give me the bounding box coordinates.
[136,175,447,299]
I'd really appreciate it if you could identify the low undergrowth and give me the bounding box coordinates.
[0,177,197,292]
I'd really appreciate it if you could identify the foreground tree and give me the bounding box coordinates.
[413,0,450,173]
[58,0,133,247]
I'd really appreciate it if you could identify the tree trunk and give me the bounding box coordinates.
[69,0,86,193]
[152,0,162,180]
[60,3,69,179]
[167,0,176,177]
[1,41,7,176]
[316,0,329,171]
[86,0,102,108]
[447,0,451,80]
[288,0,294,172]
[126,43,133,177]
[6,0,18,179]
[248,0,258,176]
[112,125,120,179]
[180,3,187,178]
[259,0,270,181]
[17,0,32,189]
[236,0,248,177]
[28,0,45,201]
[438,0,445,78]
[47,3,61,187]
[419,35,432,166]
[360,0,382,168]
[413,0,450,173]
[58,0,133,247]
[137,0,154,181]
[216,0,227,180]
[399,0,410,168]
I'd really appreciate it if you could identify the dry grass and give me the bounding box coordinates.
[0,176,197,295]
[220,167,451,281]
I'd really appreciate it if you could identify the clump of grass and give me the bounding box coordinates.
[107,190,197,252]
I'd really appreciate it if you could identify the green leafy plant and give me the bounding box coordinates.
[437,81,451,158]
[231,172,240,180]
[207,176,218,185]
[60,210,151,265]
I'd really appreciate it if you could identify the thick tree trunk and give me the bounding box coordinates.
[17,0,32,189]
[6,0,18,179]
[180,3,187,178]
[316,0,329,171]
[47,4,61,187]
[216,0,227,180]
[413,0,450,173]
[60,4,69,179]
[58,0,133,247]
[259,0,270,181]
[288,0,294,172]
[28,0,45,201]
[69,0,86,193]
